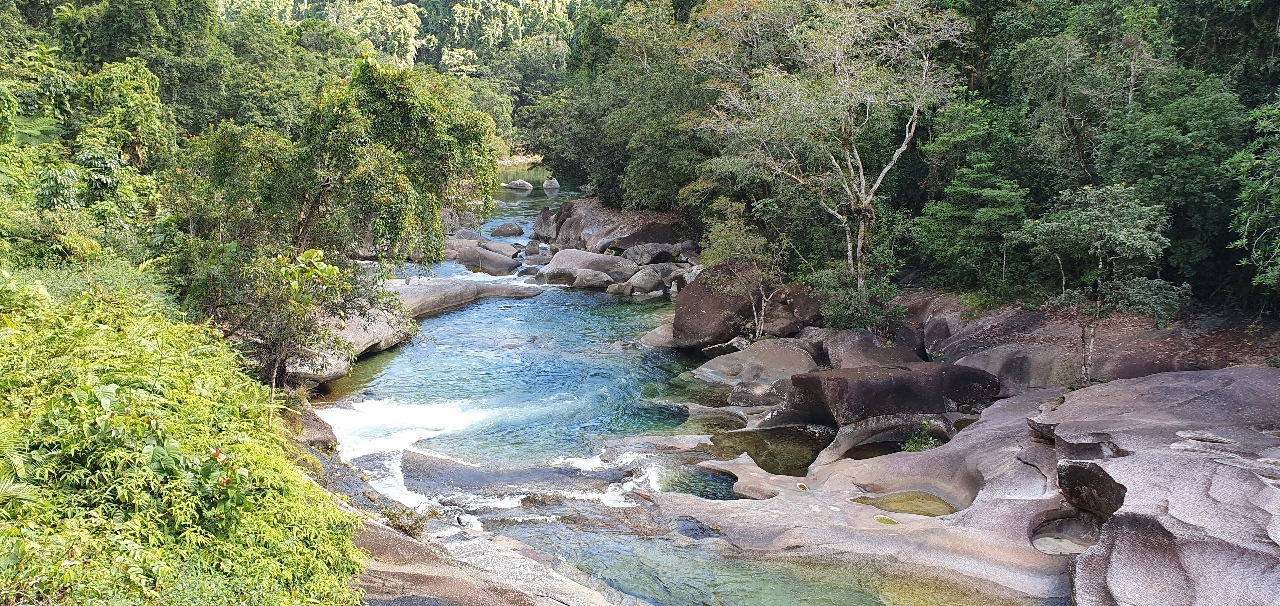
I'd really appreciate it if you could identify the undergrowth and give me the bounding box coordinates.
[0,273,364,605]
[904,421,943,452]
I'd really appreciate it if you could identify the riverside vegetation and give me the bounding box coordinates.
[1,0,1280,603]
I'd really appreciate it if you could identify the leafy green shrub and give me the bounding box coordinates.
[904,421,943,452]
[0,275,364,605]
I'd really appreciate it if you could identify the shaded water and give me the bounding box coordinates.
[316,171,894,605]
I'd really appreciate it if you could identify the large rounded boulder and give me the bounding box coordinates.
[539,249,640,284]
[791,362,1001,425]
[671,261,821,349]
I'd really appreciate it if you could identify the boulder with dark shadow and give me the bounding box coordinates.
[671,261,821,349]
[623,242,677,265]
[791,362,1000,426]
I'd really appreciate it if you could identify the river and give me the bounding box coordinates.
[315,168,899,606]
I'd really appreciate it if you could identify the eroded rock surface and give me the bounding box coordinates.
[651,367,1280,605]
[1030,368,1280,604]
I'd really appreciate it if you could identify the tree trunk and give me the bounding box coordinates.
[1081,322,1097,385]
[855,216,869,292]
[840,218,856,282]
[1056,254,1066,294]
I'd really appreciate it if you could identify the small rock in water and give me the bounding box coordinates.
[490,222,524,237]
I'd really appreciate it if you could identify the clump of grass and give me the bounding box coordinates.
[904,421,943,452]
[380,502,437,537]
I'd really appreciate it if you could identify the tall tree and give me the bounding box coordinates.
[696,0,965,293]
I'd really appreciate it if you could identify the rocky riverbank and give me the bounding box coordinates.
[628,259,1280,603]
[309,194,1280,605]
[643,367,1280,604]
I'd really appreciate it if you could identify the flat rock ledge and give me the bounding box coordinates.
[289,277,543,384]
[648,367,1280,605]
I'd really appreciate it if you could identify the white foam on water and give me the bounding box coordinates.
[445,491,527,510]
[316,397,488,461]
[366,451,436,511]
[624,465,666,494]
[458,514,484,531]
[553,454,607,471]
[497,514,560,523]
[556,462,666,509]
[613,451,650,467]
[554,449,652,472]
[559,488,637,508]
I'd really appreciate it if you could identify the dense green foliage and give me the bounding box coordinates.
[0,277,363,604]
[524,0,1280,318]
[0,0,510,597]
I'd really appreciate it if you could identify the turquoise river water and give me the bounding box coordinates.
[315,168,928,606]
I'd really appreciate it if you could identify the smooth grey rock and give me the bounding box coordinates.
[693,339,818,388]
[489,222,524,237]
[501,179,533,190]
[623,243,676,265]
[540,249,640,283]
[640,323,676,348]
[824,329,924,369]
[627,266,665,293]
[478,241,518,258]
[455,246,521,275]
[572,269,614,289]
